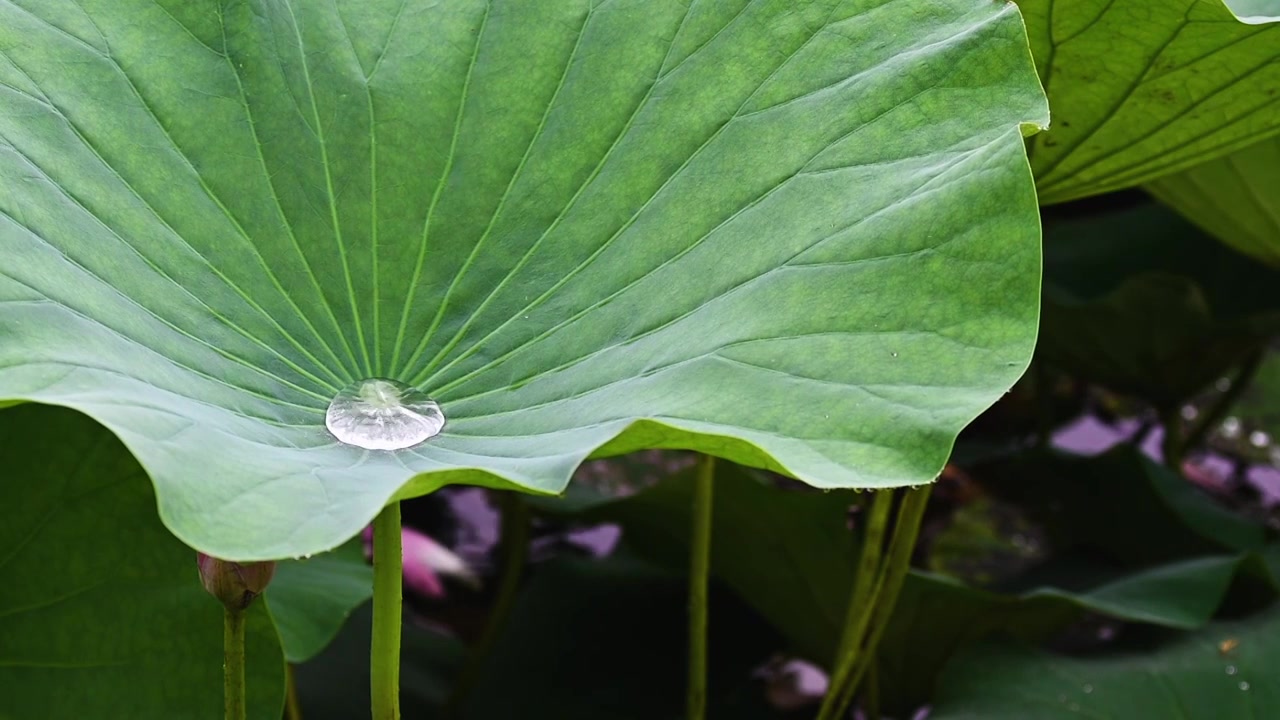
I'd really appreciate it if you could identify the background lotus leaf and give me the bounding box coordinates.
[0,404,285,719]
[1148,135,1280,267]
[1018,0,1280,203]
[930,606,1280,719]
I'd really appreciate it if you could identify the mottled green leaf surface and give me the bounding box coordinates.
[1019,0,1280,203]
[930,605,1280,719]
[0,0,1047,559]
[1148,136,1280,266]
[0,405,284,719]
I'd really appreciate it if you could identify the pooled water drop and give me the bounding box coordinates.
[326,378,445,451]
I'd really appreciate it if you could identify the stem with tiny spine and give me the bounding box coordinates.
[687,455,715,720]
[224,606,246,720]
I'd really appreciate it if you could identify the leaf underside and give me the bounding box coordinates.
[1019,0,1280,204]
[1148,135,1280,267]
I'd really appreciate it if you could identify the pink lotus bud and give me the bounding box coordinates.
[196,553,276,610]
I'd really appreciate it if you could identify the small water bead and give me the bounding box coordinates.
[1226,665,1238,675]
[1082,684,1093,694]
[325,378,446,451]
[1250,430,1270,448]
[1221,417,1242,440]
[1181,405,1199,421]
[1240,681,1250,691]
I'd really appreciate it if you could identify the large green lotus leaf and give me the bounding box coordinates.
[265,540,372,663]
[1148,136,1280,266]
[1018,0,1280,204]
[0,0,1047,559]
[0,404,284,719]
[929,604,1280,719]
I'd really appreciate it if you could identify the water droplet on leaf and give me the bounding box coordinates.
[1239,681,1250,691]
[1221,417,1242,439]
[1226,665,1238,675]
[326,378,445,451]
[1082,684,1093,694]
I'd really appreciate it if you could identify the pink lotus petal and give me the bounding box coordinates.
[362,524,479,599]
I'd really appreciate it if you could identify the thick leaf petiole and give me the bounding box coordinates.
[371,502,404,720]
[224,606,246,720]
[688,455,715,720]
[819,485,932,720]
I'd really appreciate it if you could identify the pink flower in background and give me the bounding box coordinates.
[363,525,480,599]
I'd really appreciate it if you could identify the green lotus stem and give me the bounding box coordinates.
[826,486,933,719]
[863,656,881,720]
[285,663,302,720]
[687,455,715,720]
[223,606,246,720]
[1183,348,1264,455]
[371,502,403,720]
[444,491,530,717]
[816,489,894,720]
